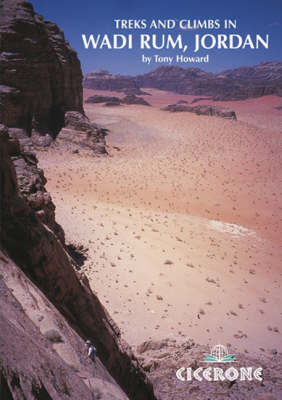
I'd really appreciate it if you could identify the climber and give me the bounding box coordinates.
[85,339,97,362]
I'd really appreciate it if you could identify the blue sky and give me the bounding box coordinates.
[30,0,282,75]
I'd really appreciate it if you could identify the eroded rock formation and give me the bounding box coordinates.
[163,104,237,120]
[0,0,156,398]
[0,124,156,399]
[0,247,128,400]
[86,94,151,106]
[86,95,121,104]
[122,94,151,106]
[0,0,105,153]
[0,0,82,136]
[57,111,108,154]
[135,338,282,400]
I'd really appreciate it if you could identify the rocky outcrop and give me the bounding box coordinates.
[84,62,282,101]
[121,94,151,106]
[135,338,282,400]
[0,0,155,396]
[0,0,82,137]
[5,125,65,242]
[0,0,106,154]
[86,95,121,104]
[83,70,138,92]
[163,104,237,120]
[0,249,128,400]
[86,94,151,106]
[57,111,107,154]
[0,126,157,399]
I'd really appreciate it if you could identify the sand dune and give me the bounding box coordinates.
[38,90,282,356]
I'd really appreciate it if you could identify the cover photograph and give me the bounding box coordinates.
[0,0,281,399]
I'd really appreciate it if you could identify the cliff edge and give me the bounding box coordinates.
[0,1,156,398]
[0,0,106,153]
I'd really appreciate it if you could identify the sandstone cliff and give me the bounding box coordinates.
[0,247,128,400]
[0,0,105,153]
[0,0,156,398]
[0,125,156,399]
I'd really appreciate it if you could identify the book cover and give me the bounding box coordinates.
[0,0,281,399]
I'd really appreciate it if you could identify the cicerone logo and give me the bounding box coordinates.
[203,344,236,363]
[176,344,263,382]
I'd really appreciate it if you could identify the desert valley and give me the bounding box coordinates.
[39,88,282,356]
[1,1,282,399]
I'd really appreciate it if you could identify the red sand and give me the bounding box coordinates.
[38,90,282,355]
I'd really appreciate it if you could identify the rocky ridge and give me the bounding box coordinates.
[84,62,282,101]
[83,70,138,92]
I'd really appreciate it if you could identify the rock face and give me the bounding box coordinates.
[135,338,282,400]
[0,0,82,136]
[0,0,106,154]
[0,248,129,400]
[0,125,157,399]
[83,70,138,91]
[57,111,107,154]
[0,0,156,397]
[163,104,237,120]
[84,62,282,100]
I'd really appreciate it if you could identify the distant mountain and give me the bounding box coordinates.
[135,66,214,94]
[83,70,139,91]
[84,62,282,100]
